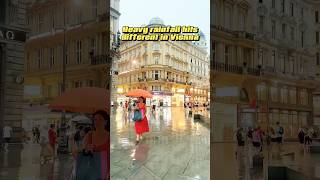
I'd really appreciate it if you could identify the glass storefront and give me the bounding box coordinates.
[151,95,172,107]
[212,103,237,142]
[172,94,184,107]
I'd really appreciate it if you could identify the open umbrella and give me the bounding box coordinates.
[125,89,153,98]
[48,87,110,113]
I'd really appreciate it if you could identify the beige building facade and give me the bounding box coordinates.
[110,0,121,104]
[212,0,319,141]
[116,18,209,107]
[24,0,109,104]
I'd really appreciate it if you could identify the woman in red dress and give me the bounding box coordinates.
[135,97,149,143]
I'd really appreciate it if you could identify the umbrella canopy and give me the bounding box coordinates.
[71,115,92,124]
[125,89,153,98]
[48,87,110,113]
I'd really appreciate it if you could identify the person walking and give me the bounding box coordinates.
[251,127,264,168]
[134,97,149,143]
[235,128,245,159]
[125,101,128,111]
[252,127,263,152]
[275,122,284,151]
[48,124,57,157]
[32,127,36,143]
[35,126,40,143]
[304,127,313,152]
[2,125,12,152]
[298,128,305,150]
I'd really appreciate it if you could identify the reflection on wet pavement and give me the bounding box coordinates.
[111,107,210,180]
[0,143,73,180]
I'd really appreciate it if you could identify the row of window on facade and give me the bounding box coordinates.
[259,17,307,47]
[121,42,207,61]
[260,0,307,19]
[26,38,97,71]
[212,42,311,73]
[267,0,320,25]
[119,56,208,77]
[45,80,96,97]
[215,0,310,31]
[147,85,207,94]
[27,0,98,34]
[118,71,190,84]
[256,85,309,106]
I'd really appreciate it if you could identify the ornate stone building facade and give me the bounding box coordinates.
[116,18,209,107]
[0,0,27,141]
[212,0,319,141]
[110,0,121,105]
[24,0,109,104]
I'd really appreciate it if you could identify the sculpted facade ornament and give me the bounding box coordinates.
[9,0,18,24]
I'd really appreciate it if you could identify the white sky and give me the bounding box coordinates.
[119,0,210,53]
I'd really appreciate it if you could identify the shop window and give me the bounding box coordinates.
[280,87,288,104]
[76,40,82,64]
[270,87,278,102]
[269,109,280,126]
[300,89,309,105]
[257,84,267,101]
[289,88,297,104]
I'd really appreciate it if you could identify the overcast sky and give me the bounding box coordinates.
[119,0,210,53]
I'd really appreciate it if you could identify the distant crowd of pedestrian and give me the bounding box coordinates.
[235,121,317,162]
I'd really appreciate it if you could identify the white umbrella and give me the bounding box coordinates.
[70,115,92,124]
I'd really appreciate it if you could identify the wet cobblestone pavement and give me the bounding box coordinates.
[110,107,210,180]
[0,143,73,180]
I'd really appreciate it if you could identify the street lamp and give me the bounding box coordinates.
[59,0,82,154]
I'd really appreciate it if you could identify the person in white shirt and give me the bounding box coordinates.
[3,125,13,152]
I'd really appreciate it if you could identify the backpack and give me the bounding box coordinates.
[279,127,284,135]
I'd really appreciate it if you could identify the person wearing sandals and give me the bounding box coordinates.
[134,97,149,143]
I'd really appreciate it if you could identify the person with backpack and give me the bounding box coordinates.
[275,122,284,151]
[133,97,149,144]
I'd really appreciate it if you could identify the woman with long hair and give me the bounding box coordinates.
[134,97,149,143]
[81,110,110,180]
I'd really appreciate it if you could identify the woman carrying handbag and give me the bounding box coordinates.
[133,97,149,144]
[74,110,110,180]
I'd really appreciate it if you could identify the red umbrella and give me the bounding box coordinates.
[125,89,153,98]
[48,87,110,113]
